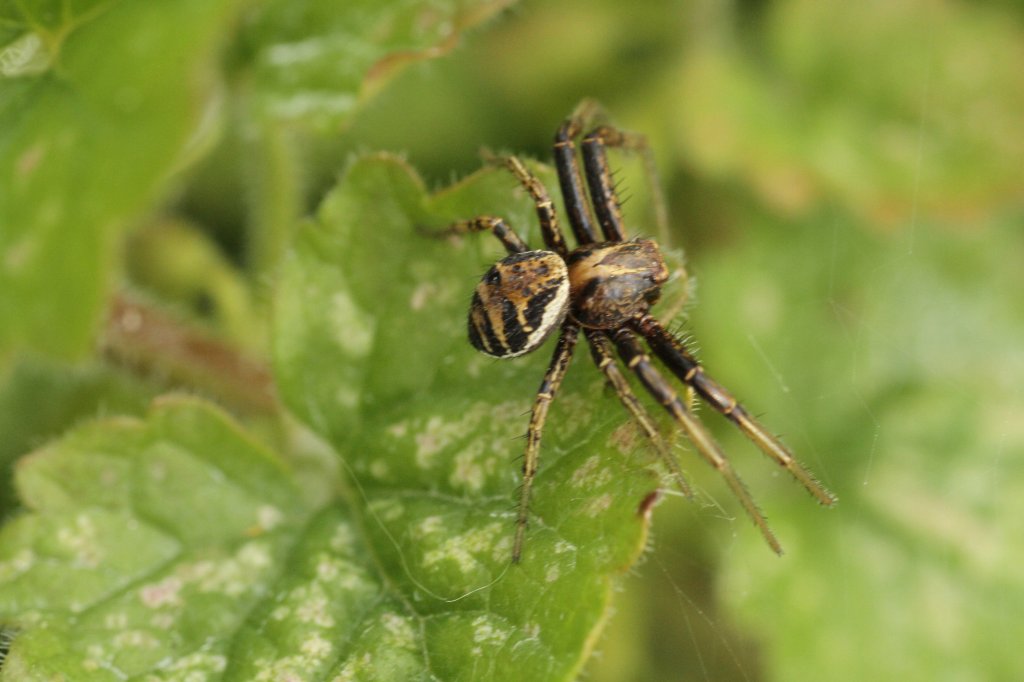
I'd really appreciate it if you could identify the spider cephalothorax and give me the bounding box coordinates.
[441,101,835,563]
[565,239,668,328]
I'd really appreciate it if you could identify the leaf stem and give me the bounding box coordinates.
[103,292,277,414]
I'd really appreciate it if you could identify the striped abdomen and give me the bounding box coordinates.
[468,250,570,358]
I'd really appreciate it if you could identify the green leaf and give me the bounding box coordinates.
[234,0,520,132]
[0,154,677,678]
[219,0,520,278]
[0,355,156,518]
[273,154,671,679]
[0,397,442,679]
[224,0,520,276]
[686,212,1024,682]
[0,397,312,678]
[672,0,1024,224]
[0,0,245,359]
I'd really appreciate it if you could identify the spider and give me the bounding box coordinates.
[439,101,836,563]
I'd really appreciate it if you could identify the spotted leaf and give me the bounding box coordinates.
[272,153,688,680]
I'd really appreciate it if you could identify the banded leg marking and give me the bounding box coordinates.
[435,216,528,255]
[554,113,600,245]
[612,328,783,554]
[634,315,837,506]
[514,322,580,563]
[585,330,693,498]
[498,155,569,257]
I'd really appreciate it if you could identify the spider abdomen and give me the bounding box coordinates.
[566,239,669,329]
[468,250,570,358]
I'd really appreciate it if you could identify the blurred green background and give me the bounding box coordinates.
[3,0,1023,679]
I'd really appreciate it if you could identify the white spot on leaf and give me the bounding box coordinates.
[165,652,228,674]
[369,460,389,479]
[414,416,447,469]
[570,455,612,489]
[316,556,341,581]
[57,514,102,568]
[293,588,335,628]
[329,290,375,357]
[330,522,355,552]
[112,629,159,650]
[491,535,513,563]
[586,493,614,517]
[449,443,495,492]
[554,540,574,554]
[472,614,511,647]
[335,385,360,410]
[410,400,526,471]
[301,632,334,658]
[257,505,284,532]
[409,281,438,311]
[0,548,35,581]
[380,612,416,647]
[139,576,183,609]
[423,522,503,574]
[416,516,444,537]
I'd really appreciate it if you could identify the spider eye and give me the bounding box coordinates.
[468,250,569,358]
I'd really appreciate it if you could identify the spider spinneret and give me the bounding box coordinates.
[438,100,836,564]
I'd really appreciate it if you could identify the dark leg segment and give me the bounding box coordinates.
[612,328,783,554]
[581,123,670,243]
[514,322,580,563]
[584,330,692,498]
[581,125,629,242]
[434,216,528,255]
[562,100,669,242]
[498,156,569,257]
[633,314,837,506]
[554,102,601,245]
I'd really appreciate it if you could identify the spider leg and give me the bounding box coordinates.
[513,321,580,563]
[612,328,783,554]
[583,126,633,242]
[580,123,670,245]
[584,329,693,499]
[633,314,837,506]
[557,100,670,243]
[430,216,528,255]
[554,101,602,245]
[558,100,627,242]
[492,155,570,257]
